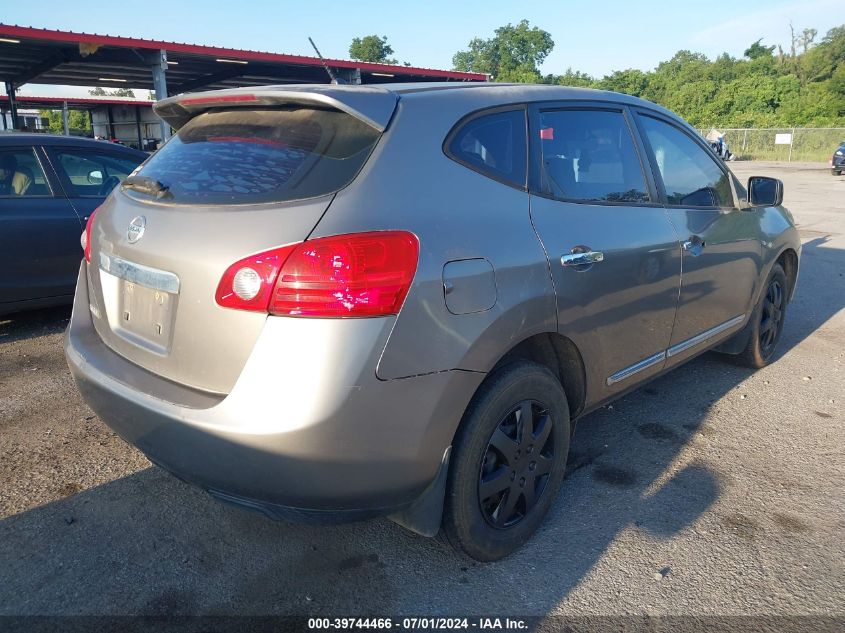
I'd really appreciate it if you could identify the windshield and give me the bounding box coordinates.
[131,107,380,205]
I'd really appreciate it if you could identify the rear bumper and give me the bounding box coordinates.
[65,264,482,519]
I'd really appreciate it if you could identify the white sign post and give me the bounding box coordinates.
[775,130,796,162]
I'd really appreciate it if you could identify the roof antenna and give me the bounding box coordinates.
[308,37,346,84]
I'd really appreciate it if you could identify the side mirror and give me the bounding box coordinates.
[87,169,104,185]
[747,176,783,207]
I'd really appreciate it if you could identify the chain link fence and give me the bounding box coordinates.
[697,127,845,163]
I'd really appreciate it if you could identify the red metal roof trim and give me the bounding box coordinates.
[0,24,487,81]
[0,95,154,107]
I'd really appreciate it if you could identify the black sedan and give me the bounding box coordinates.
[0,134,146,316]
[832,141,845,175]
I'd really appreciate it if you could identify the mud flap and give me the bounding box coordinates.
[388,447,451,537]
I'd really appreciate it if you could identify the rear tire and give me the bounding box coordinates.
[734,264,788,369]
[442,361,570,561]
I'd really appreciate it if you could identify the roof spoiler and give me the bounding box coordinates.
[154,85,399,132]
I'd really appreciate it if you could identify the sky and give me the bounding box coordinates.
[4,0,841,98]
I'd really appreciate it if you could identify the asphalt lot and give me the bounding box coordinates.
[0,161,843,618]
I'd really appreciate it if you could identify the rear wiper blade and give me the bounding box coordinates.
[121,175,172,199]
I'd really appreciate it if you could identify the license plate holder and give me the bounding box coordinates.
[99,252,179,354]
[117,281,176,353]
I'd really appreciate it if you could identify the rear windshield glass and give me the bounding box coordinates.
[132,107,380,204]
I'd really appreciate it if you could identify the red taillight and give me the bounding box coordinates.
[271,231,419,317]
[215,231,419,317]
[214,243,299,312]
[81,207,100,263]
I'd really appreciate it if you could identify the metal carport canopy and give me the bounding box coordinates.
[0,24,486,93]
[0,94,154,109]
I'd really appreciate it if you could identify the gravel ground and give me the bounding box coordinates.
[0,161,842,618]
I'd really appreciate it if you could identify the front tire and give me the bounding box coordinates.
[442,361,570,561]
[735,263,788,368]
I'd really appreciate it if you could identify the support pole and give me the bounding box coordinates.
[106,105,115,140]
[135,105,143,150]
[5,82,19,130]
[1,108,7,130]
[151,49,170,141]
[62,101,70,135]
[788,127,795,162]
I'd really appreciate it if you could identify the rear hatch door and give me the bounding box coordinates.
[86,93,390,394]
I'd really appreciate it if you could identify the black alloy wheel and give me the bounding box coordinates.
[759,278,784,357]
[730,263,788,369]
[441,361,571,561]
[478,400,555,528]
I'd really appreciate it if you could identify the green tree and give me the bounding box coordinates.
[744,39,775,60]
[88,86,136,98]
[69,110,91,130]
[39,109,62,133]
[803,25,845,83]
[597,69,648,95]
[830,64,845,110]
[452,21,845,126]
[546,68,595,88]
[452,20,554,82]
[349,35,396,64]
[38,109,91,134]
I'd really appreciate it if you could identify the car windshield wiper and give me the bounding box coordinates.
[121,175,172,199]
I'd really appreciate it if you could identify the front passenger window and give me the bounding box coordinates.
[638,116,733,208]
[54,149,140,198]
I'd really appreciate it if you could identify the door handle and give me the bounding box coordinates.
[682,236,705,257]
[561,250,604,268]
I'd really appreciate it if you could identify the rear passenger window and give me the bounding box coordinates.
[0,148,52,197]
[537,109,649,203]
[638,115,733,208]
[446,109,527,188]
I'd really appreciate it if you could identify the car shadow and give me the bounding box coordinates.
[0,305,71,345]
[0,238,842,617]
[776,236,842,350]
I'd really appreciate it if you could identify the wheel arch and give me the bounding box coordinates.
[488,332,587,422]
[717,246,796,356]
[387,333,586,539]
[776,247,799,303]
